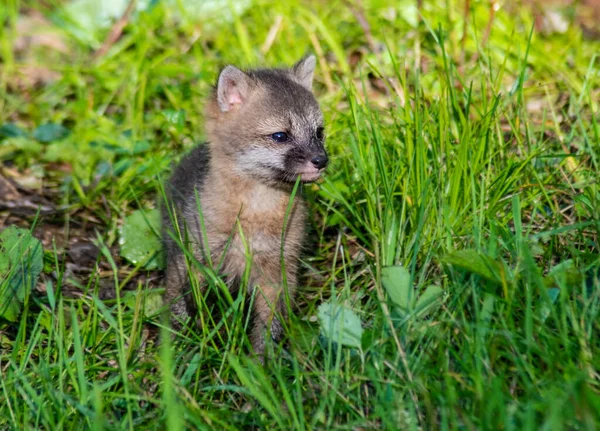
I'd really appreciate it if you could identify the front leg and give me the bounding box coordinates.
[164,250,206,330]
[248,258,297,358]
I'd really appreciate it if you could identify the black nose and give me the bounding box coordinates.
[311,154,328,169]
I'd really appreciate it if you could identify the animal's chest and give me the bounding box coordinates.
[205,193,305,282]
[237,197,304,257]
[204,188,305,261]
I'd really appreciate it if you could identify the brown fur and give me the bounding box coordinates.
[162,56,327,358]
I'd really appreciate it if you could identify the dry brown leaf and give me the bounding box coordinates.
[11,65,62,89]
[14,12,68,54]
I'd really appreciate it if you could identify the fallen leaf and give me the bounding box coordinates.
[318,301,363,349]
[0,226,43,322]
[381,265,412,310]
[14,12,68,54]
[33,123,71,143]
[119,209,165,270]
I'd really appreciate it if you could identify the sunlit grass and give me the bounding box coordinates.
[0,0,599,429]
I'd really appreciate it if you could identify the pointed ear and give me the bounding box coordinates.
[291,55,316,90]
[217,66,252,112]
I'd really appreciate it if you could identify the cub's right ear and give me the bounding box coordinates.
[291,55,316,91]
[217,66,252,112]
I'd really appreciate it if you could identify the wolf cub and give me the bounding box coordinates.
[162,56,328,357]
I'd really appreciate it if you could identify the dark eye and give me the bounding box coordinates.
[316,127,325,140]
[271,132,289,143]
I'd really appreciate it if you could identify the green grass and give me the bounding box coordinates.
[1,0,599,429]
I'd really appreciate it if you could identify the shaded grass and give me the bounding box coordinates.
[1,0,599,429]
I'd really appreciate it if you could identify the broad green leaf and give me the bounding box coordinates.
[414,285,444,317]
[119,209,165,270]
[143,289,164,317]
[0,226,43,322]
[318,301,363,349]
[0,123,27,139]
[33,123,71,143]
[123,289,164,317]
[440,249,509,284]
[381,265,412,310]
[544,260,582,289]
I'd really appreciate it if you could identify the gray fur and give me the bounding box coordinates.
[162,57,328,359]
[291,55,316,90]
[217,66,253,112]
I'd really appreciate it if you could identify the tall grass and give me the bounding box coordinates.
[0,0,599,429]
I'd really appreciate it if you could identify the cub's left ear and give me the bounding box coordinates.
[291,55,316,91]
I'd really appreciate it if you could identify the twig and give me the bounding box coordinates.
[343,0,376,52]
[459,0,471,70]
[261,15,283,55]
[470,0,498,66]
[93,0,137,60]
[307,32,335,92]
[415,0,422,71]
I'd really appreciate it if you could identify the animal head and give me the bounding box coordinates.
[205,56,328,184]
